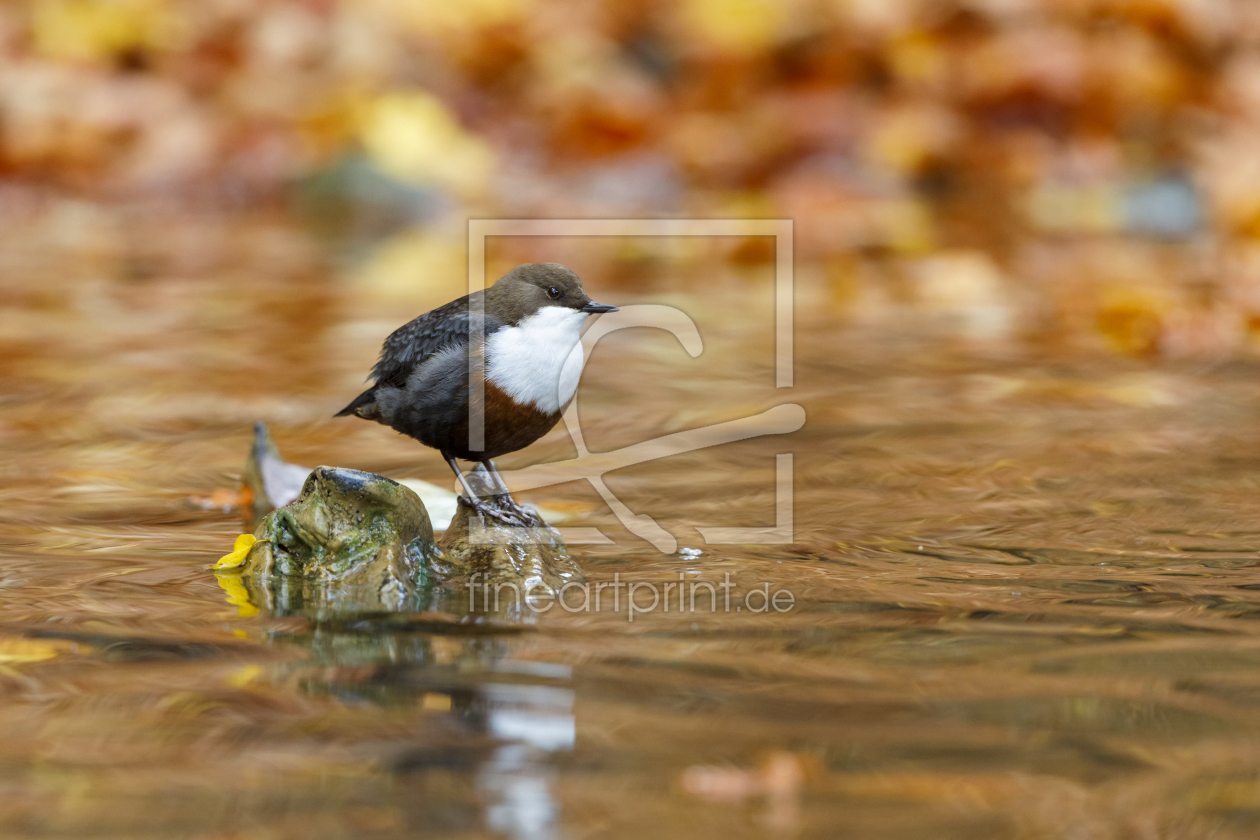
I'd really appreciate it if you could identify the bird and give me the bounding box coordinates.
[336,263,618,525]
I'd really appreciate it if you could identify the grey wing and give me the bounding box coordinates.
[371,295,496,389]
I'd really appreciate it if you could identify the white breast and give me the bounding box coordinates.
[486,306,586,414]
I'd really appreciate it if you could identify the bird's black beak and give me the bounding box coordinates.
[581,301,619,314]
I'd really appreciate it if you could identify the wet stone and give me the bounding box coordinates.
[239,466,440,616]
[228,465,580,618]
[437,498,583,592]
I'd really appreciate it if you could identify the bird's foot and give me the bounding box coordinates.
[460,495,537,528]
[494,496,545,528]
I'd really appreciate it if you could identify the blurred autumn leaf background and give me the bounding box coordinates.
[17,9,1260,837]
[5,0,1260,356]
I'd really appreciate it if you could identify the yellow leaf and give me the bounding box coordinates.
[366,0,524,36]
[0,638,67,664]
[227,664,263,689]
[214,573,259,618]
[358,92,495,196]
[422,692,452,712]
[214,534,256,570]
[31,0,171,64]
[680,0,786,53]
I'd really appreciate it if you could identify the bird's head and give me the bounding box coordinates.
[491,263,618,323]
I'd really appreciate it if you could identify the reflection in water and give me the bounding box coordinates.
[252,540,575,840]
[480,683,572,840]
[482,746,559,840]
[11,216,1260,837]
[291,607,573,840]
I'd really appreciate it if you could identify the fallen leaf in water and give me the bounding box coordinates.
[0,638,68,664]
[213,534,256,570]
[679,763,762,802]
[190,488,246,512]
[421,692,452,712]
[215,572,260,618]
[680,751,805,801]
[680,751,805,831]
[227,664,263,688]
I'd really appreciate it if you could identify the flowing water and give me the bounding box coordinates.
[6,214,1260,839]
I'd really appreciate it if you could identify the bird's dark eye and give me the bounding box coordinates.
[547,286,561,299]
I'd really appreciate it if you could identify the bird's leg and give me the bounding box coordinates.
[480,460,512,498]
[481,460,543,526]
[445,454,483,500]
[444,455,530,527]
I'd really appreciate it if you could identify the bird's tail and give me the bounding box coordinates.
[335,387,378,419]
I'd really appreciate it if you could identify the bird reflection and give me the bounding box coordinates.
[257,589,573,840]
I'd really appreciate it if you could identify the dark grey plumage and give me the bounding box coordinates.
[336,263,615,463]
[368,296,499,391]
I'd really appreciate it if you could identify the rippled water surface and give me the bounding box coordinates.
[7,217,1260,839]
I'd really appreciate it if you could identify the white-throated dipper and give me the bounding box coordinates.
[336,263,617,525]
